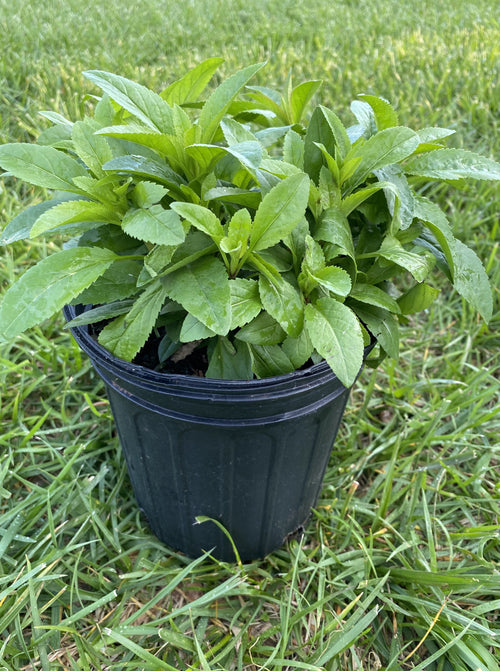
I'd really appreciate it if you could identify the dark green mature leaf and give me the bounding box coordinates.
[122,206,185,246]
[204,186,261,209]
[0,143,87,193]
[283,129,304,169]
[378,236,434,282]
[374,165,415,229]
[344,127,420,192]
[74,259,141,304]
[289,80,322,124]
[236,312,286,345]
[170,202,224,243]
[314,208,355,259]
[304,105,351,181]
[452,239,493,322]
[249,344,295,378]
[65,300,135,328]
[312,265,352,296]
[0,247,117,341]
[353,304,399,359]
[405,148,500,181]
[162,256,231,335]
[160,57,224,105]
[413,196,455,273]
[0,198,79,243]
[30,200,120,237]
[249,173,310,252]
[304,296,364,387]
[103,155,185,195]
[198,62,265,143]
[83,70,175,134]
[349,283,401,313]
[179,314,215,342]
[98,280,169,360]
[206,337,253,380]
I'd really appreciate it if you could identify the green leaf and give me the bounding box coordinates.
[206,337,252,380]
[373,165,415,229]
[162,256,231,335]
[349,283,401,313]
[198,62,264,143]
[221,208,252,263]
[160,57,224,105]
[340,183,390,217]
[358,94,399,130]
[451,239,493,322]
[0,143,87,192]
[170,202,224,243]
[378,236,434,282]
[283,129,304,169]
[179,313,215,342]
[65,300,135,328]
[0,197,79,243]
[249,344,295,378]
[413,195,455,274]
[229,277,261,329]
[71,120,113,178]
[103,155,185,195]
[312,265,352,296]
[344,126,420,191]
[83,70,175,134]
[30,200,120,238]
[235,312,286,345]
[73,259,141,304]
[0,247,117,341]
[250,173,310,252]
[304,105,351,181]
[314,208,355,259]
[204,186,261,209]
[122,206,185,246]
[132,181,168,208]
[397,283,439,315]
[289,80,322,124]
[98,280,169,360]
[353,304,399,359]
[282,329,314,369]
[304,296,364,387]
[405,148,500,181]
[259,273,303,337]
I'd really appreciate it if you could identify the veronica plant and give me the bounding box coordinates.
[0,60,498,386]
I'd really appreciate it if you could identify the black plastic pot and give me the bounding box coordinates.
[64,304,368,562]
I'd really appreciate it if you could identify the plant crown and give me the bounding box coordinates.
[0,59,499,386]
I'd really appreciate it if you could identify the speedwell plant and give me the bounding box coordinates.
[0,59,499,387]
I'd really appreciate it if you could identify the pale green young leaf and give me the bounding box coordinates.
[30,200,120,238]
[0,143,87,193]
[160,57,224,105]
[254,125,291,148]
[83,70,175,134]
[132,182,168,208]
[250,173,310,252]
[304,296,364,387]
[0,198,79,243]
[221,209,252,259]
[358,94,399,130]
[289,80,322,124]
[349,283,401,313]
[170,202,225,243]
[206,337,253,380]
[378,236,434,282]
[353,304,399,359]
[122,206,185,246]
[415,127,455,144]
[235,311,286,345]
[162,256,231,335]
[249,344,295,378]
[0,247,117,341]
[198,62,265,143]
[397,283,439,315]
[259,274,304,337]
[179,314,216,342]
[283,129,304,169]
[98,280,169,361]
[405,148,500,181]
[220,118,256,145]
[340,183,390,216]
[312,265,352,296]
[186,141,263,178]
[228,278,261,329]
[344,126,420,191]
[245,85,284,119]
[71,120,113,178]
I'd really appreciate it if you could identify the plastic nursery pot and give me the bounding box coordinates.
[64,304,369,562]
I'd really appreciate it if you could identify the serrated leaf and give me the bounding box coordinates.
[30,200,120,238]
[373,165,415,229]
[206,337,252,380]
[314,208,355,259]
[405,148,500,181]
[378,236,434,282]
[65,299,135,328]
[73,259,141,304]
[350,100,377,138]
[353,304,399,359]
[221,209,252,261]
[283,129,304,169]
[250,173,310,252]
[198,62,264,143]
[162,256,231,335]
[304,296,364,387]
[83,70,175,134]
[204,186,261,209]
[397,283,439,315]
[71,120,113,178]
[344,126,420,191]
[160,57,224,105]
[170,202,224,243]
[259,273,303,337]
[0,247,117,341]
[103,155,185,195]
[229,278,261,329]
[312,265,352,296]
[98,280,169,360]
[235,312,286,345]
[249,344,295,378]
[122,206,185,246]
[451,239,493,322]
[179,313,215,342]
[349,283,401,313]
[0,197,80,243]
[358,95,399,130]
[413,195,455,274]
[0,143,87,192]
[132,181,168,208]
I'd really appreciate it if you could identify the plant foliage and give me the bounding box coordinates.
[0,60,499,386]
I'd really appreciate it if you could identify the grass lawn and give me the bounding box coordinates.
[0,0,499,668]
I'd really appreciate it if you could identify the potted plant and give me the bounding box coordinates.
[0,60,498,561]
